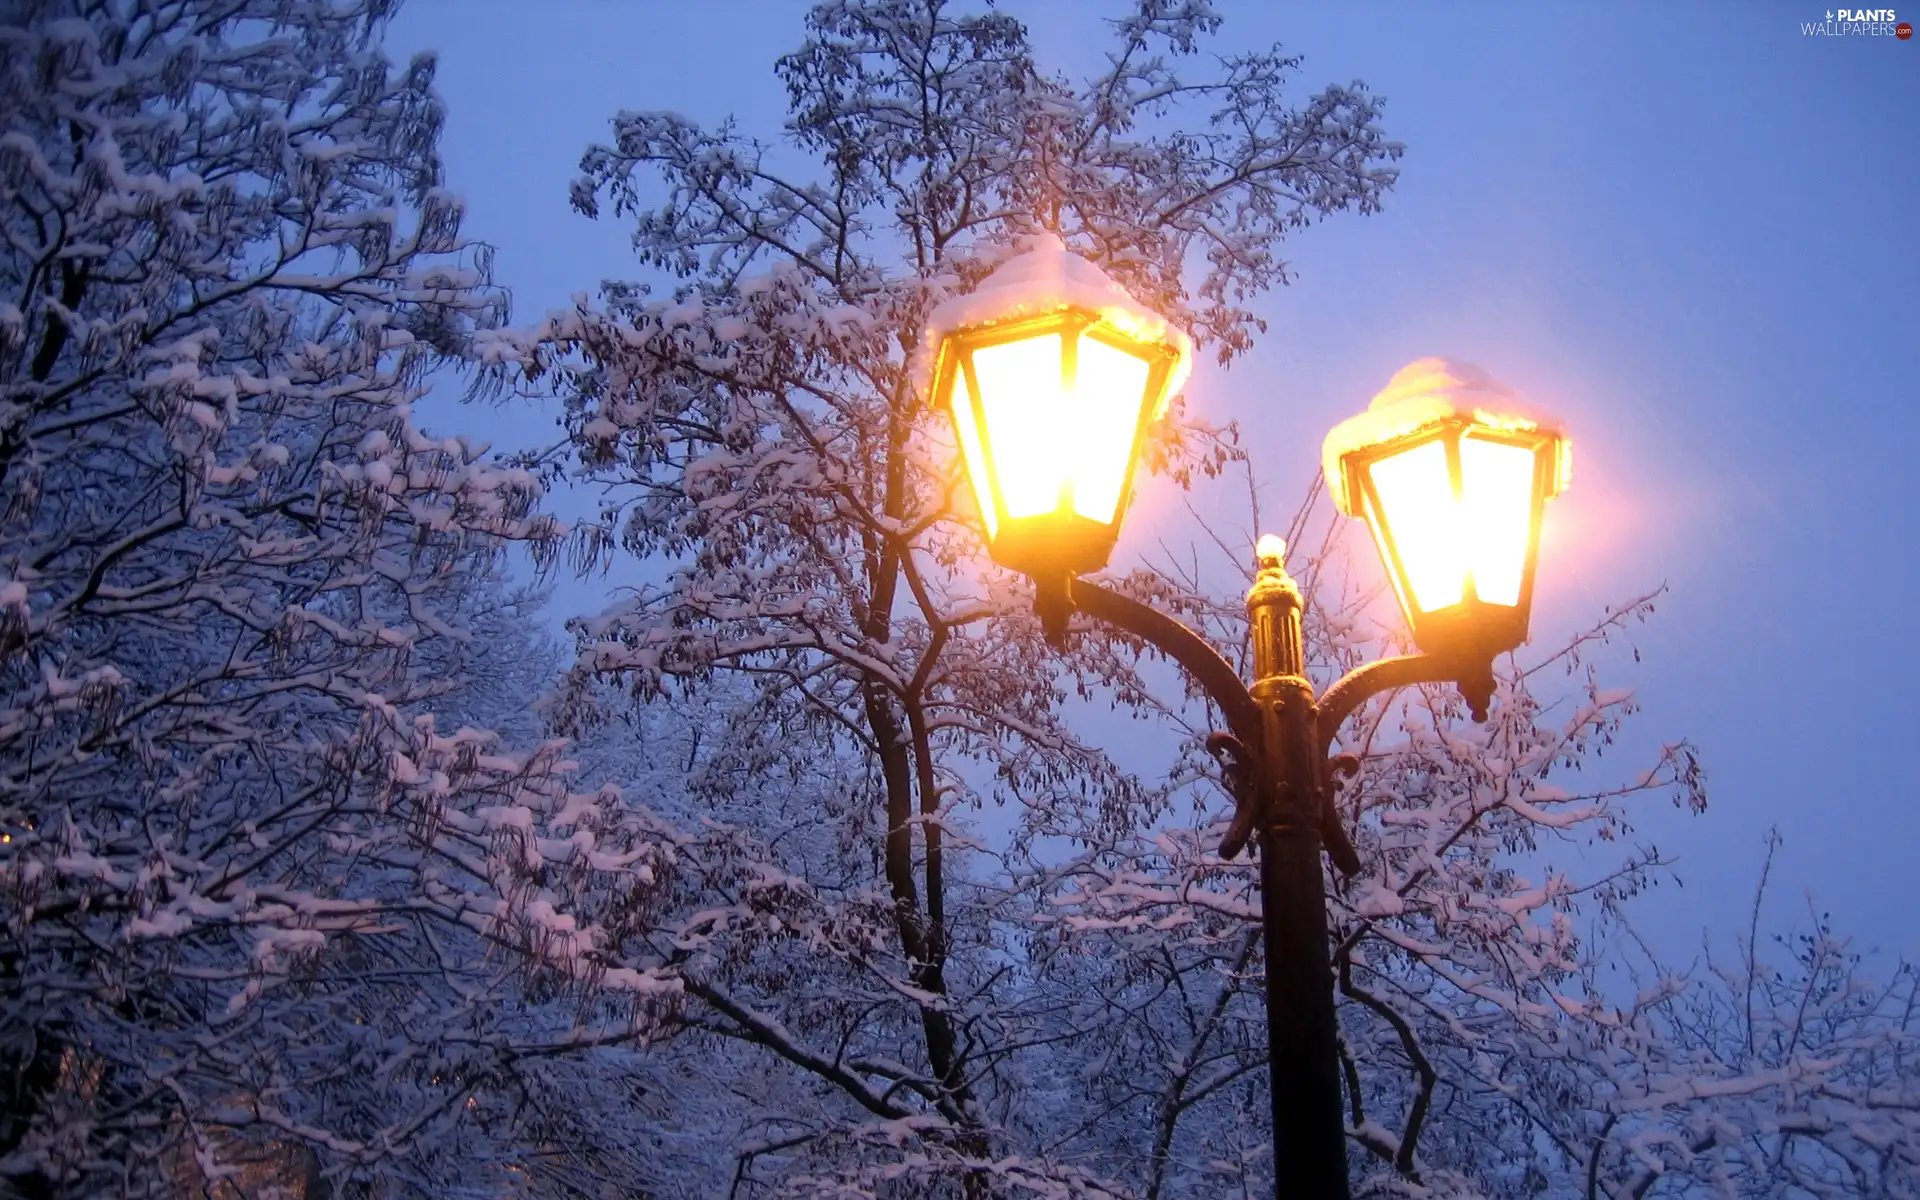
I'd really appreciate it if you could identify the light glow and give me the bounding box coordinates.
[931,253,1191,579]
[962,330,1153,529]
[950,371,997,537]
[1459,435,1536,606]
[1323,360,1566,656]
[1365,433,1543,619]
[1368,440,1464,613]
[1069,338,1151,523]
[971,334,1066,519]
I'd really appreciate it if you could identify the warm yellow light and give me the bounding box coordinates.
[950,371,997,538]
[1323,359,1568,656]
[1069,337,1151,524]
[1367,435,1541,617]
[1459,435,1536,607]
[971,334,1066,520]
[1368,439,1464,613]
[959,331,1153,529]
[1365,433,1547,624]
[923,237,1192,578]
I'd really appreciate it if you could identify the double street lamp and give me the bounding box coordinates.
[927,236,1570,1198]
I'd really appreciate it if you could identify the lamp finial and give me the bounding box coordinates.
[1255,534,1287,571]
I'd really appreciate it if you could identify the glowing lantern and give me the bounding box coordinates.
[924,234,1191,578]
[1323,358,1571,656]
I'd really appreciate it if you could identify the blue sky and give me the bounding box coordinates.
[385,1,1920,961]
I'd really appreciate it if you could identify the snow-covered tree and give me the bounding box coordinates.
[0,4,682,1194]
[475,1,1920,1195]
[10,0,1899,1197]
[1558,836,1918,1198]
[475,0,1404,1192]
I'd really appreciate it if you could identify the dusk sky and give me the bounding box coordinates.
[385,2,1919,962]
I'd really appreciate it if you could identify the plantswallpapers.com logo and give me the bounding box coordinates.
[1801,8,1911,35]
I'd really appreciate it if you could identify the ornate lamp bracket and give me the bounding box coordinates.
[1048,566,1501,878]
[1049,576,1368,875]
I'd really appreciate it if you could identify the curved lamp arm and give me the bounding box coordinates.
[1058,577,1362,875]
[1314,652,1496,763]
[1062,577,1263,751]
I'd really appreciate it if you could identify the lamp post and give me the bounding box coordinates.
[926,238,1570,1199]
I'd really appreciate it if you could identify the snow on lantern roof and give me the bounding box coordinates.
[917,233,1193,411]
[1321,357,1571,514]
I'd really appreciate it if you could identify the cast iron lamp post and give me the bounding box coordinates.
[925,238,1571,1199]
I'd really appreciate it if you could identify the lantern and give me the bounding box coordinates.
[924,234,1191,578]
[1323,358,1571,657]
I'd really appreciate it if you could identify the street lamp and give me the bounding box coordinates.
[1323,358,1571,666]
[928,233,1192,580]
[928,242,1569,1200]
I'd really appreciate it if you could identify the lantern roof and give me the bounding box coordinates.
[917,232,1193,409]
[1321,357,1571,515]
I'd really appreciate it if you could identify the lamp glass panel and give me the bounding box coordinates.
[1459,434,1536,607]
[1368,438,1465,613]
[949,368,997,537]
[1070,338,1151,524]
[972,333,1066,520]
[1364,490,1415,624]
